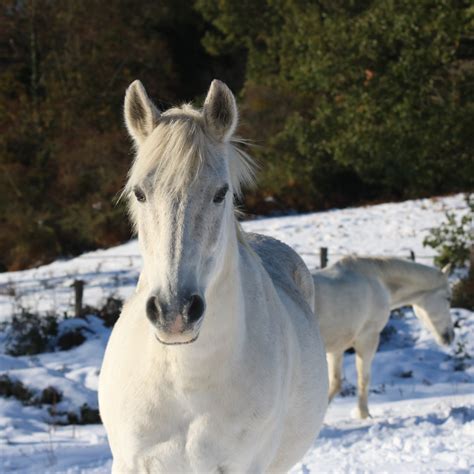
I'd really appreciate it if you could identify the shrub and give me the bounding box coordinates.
[1,295,122,357]
[423,194,473,269]
[423,193,473,310]
[451,265,474,311]
[79,403,101,424]
[67,403,101,425]
[452,339,471,372]
[2,311,92,356]
[0,374,67,408]
[98,296,123,327]
[4,311,58,356]
[56,328,86,351]
[37,386,63,405]
[0,374,33,402]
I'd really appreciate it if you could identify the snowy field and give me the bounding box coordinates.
[0,193,473,473]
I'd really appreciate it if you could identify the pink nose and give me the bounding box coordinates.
[167,313,185,334]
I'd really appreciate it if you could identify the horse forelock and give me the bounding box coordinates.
[124,103,255,201]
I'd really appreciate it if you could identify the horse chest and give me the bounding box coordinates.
[116,384,268,473]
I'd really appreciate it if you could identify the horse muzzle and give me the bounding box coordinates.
[146,293,205,345]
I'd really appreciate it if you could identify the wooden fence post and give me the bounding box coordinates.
[320,247,328,268]
[72,280,84,317]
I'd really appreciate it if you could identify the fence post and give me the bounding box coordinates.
[409,250,415,261]
[320,247,328,268]
[72,280,84,317]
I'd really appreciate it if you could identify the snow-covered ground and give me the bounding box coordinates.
[0,193,473,473]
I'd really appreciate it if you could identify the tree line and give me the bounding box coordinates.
[1,0,473,270]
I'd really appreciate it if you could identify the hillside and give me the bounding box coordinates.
[0,194,472,473]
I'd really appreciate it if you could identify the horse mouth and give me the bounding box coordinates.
[154,332,200,345]
[152,316,204,345]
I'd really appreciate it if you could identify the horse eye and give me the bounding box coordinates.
[213,185,229,204]
[134,187,146,203]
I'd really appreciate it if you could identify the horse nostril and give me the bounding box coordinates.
[146,296,161,324]
[186,294,205,324]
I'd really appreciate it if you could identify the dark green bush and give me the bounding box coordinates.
[0,374,33,402]
[56,328,86,351]
[0,374,66,406]
[198,0,474,212]
[37,386,63,405]
[79,403,102,424]
[423,194,473,269]
[2,311,95,355]
[4,311,58,356]
[66,403,101,425]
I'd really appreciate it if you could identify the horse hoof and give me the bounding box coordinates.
[357,410,371,419]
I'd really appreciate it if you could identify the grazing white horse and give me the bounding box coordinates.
[312,256,453,419]
[99,79,328,473]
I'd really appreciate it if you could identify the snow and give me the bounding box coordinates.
[0,193,473,473]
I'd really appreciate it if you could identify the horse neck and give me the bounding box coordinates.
[205,224,244,341]
[360,258,443,309]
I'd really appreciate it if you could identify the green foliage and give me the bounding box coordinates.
[423,194,473,268]
[197,0,474,210]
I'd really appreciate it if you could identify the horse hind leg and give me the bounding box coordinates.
[353,332,380,419]
[327,351,344,403]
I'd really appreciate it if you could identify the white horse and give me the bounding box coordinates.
[99,79,328,473]
[312,256,453,419]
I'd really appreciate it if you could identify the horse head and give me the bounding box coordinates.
[123,80,254,345]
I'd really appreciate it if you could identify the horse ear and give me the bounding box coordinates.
[124,80,161,145]
[203,79,238,142]
[441,263,452,275]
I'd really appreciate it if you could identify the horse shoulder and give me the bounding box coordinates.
[245,232,314,310]
[312,265,389,352]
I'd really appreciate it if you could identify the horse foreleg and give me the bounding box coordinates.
[354,332,379,419]
[327,351,343,403]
